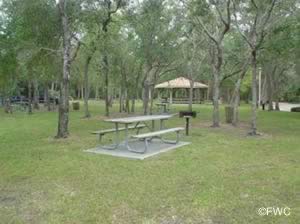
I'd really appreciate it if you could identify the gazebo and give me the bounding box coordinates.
[155,77,208,104]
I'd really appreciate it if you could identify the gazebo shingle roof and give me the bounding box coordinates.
[155,77,208,89]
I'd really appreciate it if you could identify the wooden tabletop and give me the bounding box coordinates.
[105,115,172,124]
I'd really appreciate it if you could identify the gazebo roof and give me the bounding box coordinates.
[155,77,208,89]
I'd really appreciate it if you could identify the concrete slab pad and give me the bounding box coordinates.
[84,140,190,160]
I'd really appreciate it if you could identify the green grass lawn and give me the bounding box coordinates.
[0,101,299,224]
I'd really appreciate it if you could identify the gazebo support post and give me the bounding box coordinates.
[158,90,161,101]
[169,89,173,104]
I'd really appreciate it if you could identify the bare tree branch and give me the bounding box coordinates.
[251,0,258,9]
[211,0,231,27]
[221,56,251,82]
[257,0,277,46]
[40,47,62,54]
[70,40,81,62]
[218,0,231,43]
[193,16,218,45]
[232,1,253,48]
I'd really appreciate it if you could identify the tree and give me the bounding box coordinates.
[260,4,300,110]
[221,32,250,126]
[189,0,232,127]
[233,0,277,135]
[78,31,100,118]
[1,0,62,117]
[180,29,209,111]
[128,0,181,114]
[98,0,124,117]
[56,0,81,138]
[0,34,17,114]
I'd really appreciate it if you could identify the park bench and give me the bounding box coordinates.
[131,127,184,153]
[92,124,146,142]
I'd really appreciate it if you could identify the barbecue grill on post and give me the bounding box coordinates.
[179,111,197,136]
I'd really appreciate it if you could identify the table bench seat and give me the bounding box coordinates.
[131,127,184,153]
[92,124,146,141]
[132,127,184,139]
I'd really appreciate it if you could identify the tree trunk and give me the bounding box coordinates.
[131,83,139,114]
[230,78,242,126]
[207,81,211,101]
[261,72,267,108]
[143,65,156,115]
[57,77,70,138]
[56,0,71,138]
[44,85,51,111]
[103,54,110,117]
[225,106,234,123]
[188,79,194,111]
[124,81,129,113]
[149,86,155,115]
[131,98,135,113]
[33,79,39,110]
[102,17,110,117]
[230,61,249,126]
[120,69,127,113]
[123,90,127,112]
[266,67,274,111]
[212,71,220,127]
[210,45,222,128]
[44,85,48,107]
[77,85,81,99]
[232,91,240,125]
[131,67,142,113]
[125,94,130,114]
[226,88,231,104]
[119,89,123,112]
[83,56,92,118]
[249,50,258,135]
[28,81,33,114]
[275,100,280,111]
[80,86,83,100]
[4,97,12,114]
[143,81,150,115]
[274,74,280,111]
[95,81,99,100]
[51,82,55,92]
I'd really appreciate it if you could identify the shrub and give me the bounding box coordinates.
[291,107,300,112]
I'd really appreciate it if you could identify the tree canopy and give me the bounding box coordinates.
[0,0,299,137]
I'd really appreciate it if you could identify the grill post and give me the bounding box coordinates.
[179,111,197,136]
[184,116,191,136]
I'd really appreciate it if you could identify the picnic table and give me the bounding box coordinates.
[104,115,171,151]
[92,114,183,153]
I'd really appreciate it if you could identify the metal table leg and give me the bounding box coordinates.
[160,119,165,130]
[151,120,155,131]
[125,123,146,153]
[101,122,120,150]
[124,123,129,149]
[115,123,119,144]
[161,130,180,144]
